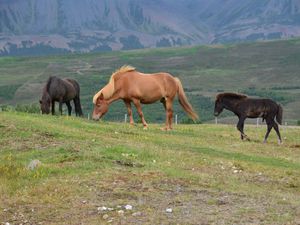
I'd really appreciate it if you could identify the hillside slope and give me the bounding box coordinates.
[1,0,300,55]
[0,112,299,224]
[0,38,300,124]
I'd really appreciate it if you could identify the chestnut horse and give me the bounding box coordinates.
[92,65,198,130]
[214,92,283,143]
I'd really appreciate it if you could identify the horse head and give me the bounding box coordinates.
[214,97,224,116]
[39,93,51,114]
[92,93,109,121]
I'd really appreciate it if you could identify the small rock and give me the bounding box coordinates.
[107,207,114,211]
[233,170,239,173]
[5,223,10,225]
[124,205,133,210]
[217,199,227,205]
[103,214,109,220]
[3,208,8,212]
[132,211,142,216]
[98,206,107,211]
[28,159,42,170]
[82,200,87,204]
[117,210,124,215]
[166,208,173,213]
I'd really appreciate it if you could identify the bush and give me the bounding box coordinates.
[0,105,14,112]
[180,117,202,124]
[297,120,300,126]
[15,103,40,114]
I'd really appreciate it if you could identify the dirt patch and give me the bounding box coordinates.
[289,144,300,149]
[115,160,144,168]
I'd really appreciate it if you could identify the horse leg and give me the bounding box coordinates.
[240,122,245,140]
[163,98,173,130]
[73,99,78,116]
[263,119,273,143]
[160,98,166,110]
[160,98,168,130]
[273,121,282,144]
[59,99,63,115]
[124,100,134,125]
[132,99,148,129]
[237,117,249,140]
[66,101,72,116]
[51,100,55,115]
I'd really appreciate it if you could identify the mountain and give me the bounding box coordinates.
[1,0,300,56]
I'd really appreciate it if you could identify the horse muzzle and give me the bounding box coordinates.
[92,113,101,121]
[92,116,100,121]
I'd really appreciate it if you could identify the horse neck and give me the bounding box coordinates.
[223,98,240,114]
[42,88,51,101]
[105,91,120,105]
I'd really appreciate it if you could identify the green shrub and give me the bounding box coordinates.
[180,117,202,124]
[15,103,40,114]
[297,120,300,126]
[0,104,14,112]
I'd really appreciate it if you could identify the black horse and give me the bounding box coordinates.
[39,76,83,116]
[214,93,283,143]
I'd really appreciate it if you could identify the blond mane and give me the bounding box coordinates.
[93,65,136,104]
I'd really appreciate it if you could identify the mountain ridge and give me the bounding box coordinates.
[1,0,300,56]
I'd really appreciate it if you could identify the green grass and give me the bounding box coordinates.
[0,112,299,224]
[1,38,300,123]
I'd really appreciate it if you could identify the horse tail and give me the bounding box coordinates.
[174,77,199,121]
[276,104,283,125]
[73,80,84,117]
[75,96,84,117]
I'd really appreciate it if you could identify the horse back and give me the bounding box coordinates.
[116,71,177,102]
[243,98,279,118]
[65,78,80,93]
[47,77,78,101]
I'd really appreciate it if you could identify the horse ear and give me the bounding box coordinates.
[96,94,103,104]
[99,93,104,100]
[39,100,42,104]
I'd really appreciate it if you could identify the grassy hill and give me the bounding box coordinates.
[0,112,300,224]
[1,38,300,124]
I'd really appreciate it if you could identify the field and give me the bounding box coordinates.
[1,38,300,124]
[0,112,300,224]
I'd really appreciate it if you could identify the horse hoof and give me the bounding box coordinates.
[143,126,148,130]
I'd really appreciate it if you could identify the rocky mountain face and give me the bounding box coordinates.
[1,0,300,56]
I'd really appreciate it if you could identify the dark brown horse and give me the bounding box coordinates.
[92,65,198,130]
[40,76,83,116]
[214,93,283,143]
